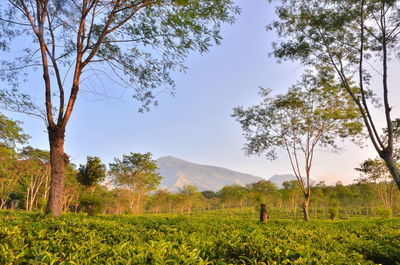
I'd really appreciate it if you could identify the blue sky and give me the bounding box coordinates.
[3,0,398,184]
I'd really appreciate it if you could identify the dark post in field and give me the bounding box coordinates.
[260,204,269,222]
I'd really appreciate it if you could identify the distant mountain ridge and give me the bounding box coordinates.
[269,174,297,188]
[156,156,263,192]
[156,156,296,192]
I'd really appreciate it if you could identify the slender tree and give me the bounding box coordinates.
[356,158,397,213]
[233,73,363,220]
[178,184,201,216]
[109,152,162,214]
[19,147,51,211]
[269,0,400,189]
[0,0,239,215]
[0,114,29,209]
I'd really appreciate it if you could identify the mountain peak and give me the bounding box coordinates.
[156,156,264,192]
[157,156,187,163]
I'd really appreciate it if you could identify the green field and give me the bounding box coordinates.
[1,211,399,265]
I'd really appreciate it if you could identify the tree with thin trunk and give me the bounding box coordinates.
[19,146,51,212]
[0,0,239,215]
[356,158,397,215]
[178,184,201,216]
[0,113,29,209]
[269,0,400,189]
[109,152,161,214]
[282,180,302,218]
[232,73,363,221]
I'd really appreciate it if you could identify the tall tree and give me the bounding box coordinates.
[269,0,400,189]
[109,152,161,214]
[0,0,239,216]
[233,73,363,221]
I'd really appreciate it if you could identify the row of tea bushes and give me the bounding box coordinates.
[0,212,399,264]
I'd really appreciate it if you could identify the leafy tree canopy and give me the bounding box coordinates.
[0,113,29,149]
[0,0,240,114]
[232,72,363,161]
[268,0,400,189]
[356,158,394,183]
[20,146,50,162]
[109,152,162,192]
[77,156,107,188]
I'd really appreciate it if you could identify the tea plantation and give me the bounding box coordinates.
[1,212,399,264]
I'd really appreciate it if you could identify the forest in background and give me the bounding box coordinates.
[1,113,399,219]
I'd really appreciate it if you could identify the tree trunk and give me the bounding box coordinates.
[302,194,310,221]
[45,127,66,216]
[260,203,269,222]
[380,152,400,190]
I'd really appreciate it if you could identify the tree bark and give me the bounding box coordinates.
[302,194,310,221]
[380,152,400,190]
[45,127,66,216]
[260,203,269,222]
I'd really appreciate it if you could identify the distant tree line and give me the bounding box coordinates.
[1,113,399,219]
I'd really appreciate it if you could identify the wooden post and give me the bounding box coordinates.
[260,204,269,222]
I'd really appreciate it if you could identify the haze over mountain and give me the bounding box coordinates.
[156,156,296,192]
[268,174,297,189]
[156,156,264,192]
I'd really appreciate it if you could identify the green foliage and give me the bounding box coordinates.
[109,152,162,213]
[77,156,107,188]
[247,180,278,204]
[19,146,50,162]
[268,0,400,188]
[109,152,162,192]
[328,207,339,220]
[218,184,247,207]
[0,212,399,264]
[0,0,240,112]
[233,72,363,220]
[356,158,392,183]
[232,73,362,160]
[355,157,397,211]
[79,194,104,216]
[0,113,29,148]
[388,118,400,160]
[201,190,217,199]
[375,207,393,218]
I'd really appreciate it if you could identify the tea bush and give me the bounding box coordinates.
[0,212,399,264]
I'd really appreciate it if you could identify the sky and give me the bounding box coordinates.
[2,0,399,185]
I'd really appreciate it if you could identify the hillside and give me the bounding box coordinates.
[156,156,264,192]
[268,174,297,188]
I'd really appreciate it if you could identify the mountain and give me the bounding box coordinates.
[268,174,297,189]
[268,174,318,189]
[156,156,264,192]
